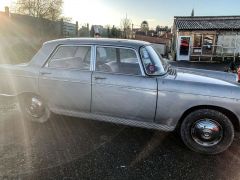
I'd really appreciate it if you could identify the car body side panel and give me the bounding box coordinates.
[0,65,39,96]
[0,42,55,97]
[155,77,240,128]
[39,68,92,113]
[177,67,237,83]
[92,72,157,122]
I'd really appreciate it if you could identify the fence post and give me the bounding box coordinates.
[60,18,64,37]
[76,21,79,37]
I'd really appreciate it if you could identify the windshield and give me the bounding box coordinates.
[140,45,167,75]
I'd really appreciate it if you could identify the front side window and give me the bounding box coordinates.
[140,46,165,75]
[96,47,141,75]
[48,46,91,70]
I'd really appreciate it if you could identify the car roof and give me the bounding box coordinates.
[43,38,151,49]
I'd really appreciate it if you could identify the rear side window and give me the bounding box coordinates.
[48,46,91,70]
[52,46,78,59]
[96,46,141,75]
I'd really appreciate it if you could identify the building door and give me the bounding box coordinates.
[177,36,191,61]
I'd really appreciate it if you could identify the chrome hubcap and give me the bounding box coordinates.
[191,119,223,147]
[26,97,45,118]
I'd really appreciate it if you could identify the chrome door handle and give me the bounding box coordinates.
[94,76,107,80]
[40,72,52,75]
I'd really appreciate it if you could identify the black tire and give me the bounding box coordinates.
[180,109,234,154]
[19,94,51,123]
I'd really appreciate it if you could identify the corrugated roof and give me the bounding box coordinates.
[174,16,240,30]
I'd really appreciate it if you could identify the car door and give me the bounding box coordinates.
[91,46,157,122]
[38,45,93,113]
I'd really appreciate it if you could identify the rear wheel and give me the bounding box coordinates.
[19,94,51,123]
[180,109,234,154]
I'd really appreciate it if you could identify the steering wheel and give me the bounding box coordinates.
[100,64,112,72]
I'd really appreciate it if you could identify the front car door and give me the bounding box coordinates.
[91,46,157,122]
[39,45,93,113]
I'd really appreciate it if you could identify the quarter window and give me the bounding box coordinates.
[140,46,165,75]
[48,46,91,70]
[96,47,141,75]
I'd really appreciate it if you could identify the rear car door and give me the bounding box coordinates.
[91,46,157,122]
[39,45,93,113]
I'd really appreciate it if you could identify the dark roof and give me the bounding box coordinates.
[174,16,240,30]
[44,38,150,49]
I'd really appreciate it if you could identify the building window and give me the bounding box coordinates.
[202,35,214,55]
[193,34,203,54]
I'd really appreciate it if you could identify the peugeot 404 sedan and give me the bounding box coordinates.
[1,38,240,154]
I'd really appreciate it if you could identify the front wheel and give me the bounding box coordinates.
[19,95,51,123]
[180,109,234,154]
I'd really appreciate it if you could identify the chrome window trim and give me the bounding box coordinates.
[92,45,97,71]
[44,44,94,71]
[94,45,146,76]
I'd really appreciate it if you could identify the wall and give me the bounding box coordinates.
[174,30,240,60]
[0,12,78,64]
[135,35,171,56]
[217,34,240,55]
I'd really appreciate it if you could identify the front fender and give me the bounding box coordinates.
[155,90,240,128]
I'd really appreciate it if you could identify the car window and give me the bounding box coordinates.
[140,46,165,75]
[119,49,138,64]
[48,46,91,70]
[96,47,141,75]
[97,47,117,63]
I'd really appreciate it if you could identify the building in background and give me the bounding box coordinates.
[90,25,108,37]
[78,24,90,37]
[156,26,170,37]
[172,16,240,61]
[133,21,172,57]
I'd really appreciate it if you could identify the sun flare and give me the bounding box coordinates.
[0,0,14,11]
[63,0,122,26]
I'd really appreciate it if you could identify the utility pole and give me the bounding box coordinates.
[132,23,134,39]
[191,9,194,17]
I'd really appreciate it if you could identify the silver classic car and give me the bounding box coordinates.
[1,38,240,154]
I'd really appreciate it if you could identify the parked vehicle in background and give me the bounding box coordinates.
[0,38,239,154]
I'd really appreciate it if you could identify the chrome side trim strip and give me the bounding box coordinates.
[0,94,16,97]
[51,108,175,132]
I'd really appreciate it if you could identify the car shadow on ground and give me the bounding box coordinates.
[1,109,240,179]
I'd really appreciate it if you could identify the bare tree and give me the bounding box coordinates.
[15,0,63,21]
[120,16,132,39]
[60,16,72,22]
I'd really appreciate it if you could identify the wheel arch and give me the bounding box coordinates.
[16,91,51,123]
[176,105,240,132]
[16,92,49,106]
[16,92,42,100]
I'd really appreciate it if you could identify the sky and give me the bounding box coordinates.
[1,0,240,29]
